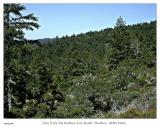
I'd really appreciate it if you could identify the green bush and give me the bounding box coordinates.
[10,107,25,118]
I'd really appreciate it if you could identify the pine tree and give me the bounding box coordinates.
[4,4,39,117]
[108,16,131,69]
[115,16,126,27]
[4,4,39,41]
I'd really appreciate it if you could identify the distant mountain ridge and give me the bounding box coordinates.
[37,38,56,44]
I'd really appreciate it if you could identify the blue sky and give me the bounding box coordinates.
[23,4,156,39]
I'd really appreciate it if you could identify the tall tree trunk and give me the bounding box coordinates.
[7,82,11,111]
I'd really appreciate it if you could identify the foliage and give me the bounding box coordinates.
[4,5,156,119]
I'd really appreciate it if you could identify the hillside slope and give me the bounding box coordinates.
[6,20,156,118]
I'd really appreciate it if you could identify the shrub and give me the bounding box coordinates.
[88,93,112,112]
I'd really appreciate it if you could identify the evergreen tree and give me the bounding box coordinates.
[115,16,126,27]
[108,16,131,69]
[4,4,39,117]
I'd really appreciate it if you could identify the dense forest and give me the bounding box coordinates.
[4,4,156,118]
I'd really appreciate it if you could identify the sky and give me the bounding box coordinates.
[23,4,156,39]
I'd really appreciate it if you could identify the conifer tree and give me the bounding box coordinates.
[4,4,39,117]
[108,16,131,68]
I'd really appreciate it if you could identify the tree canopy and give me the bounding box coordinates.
[4,4,156,118]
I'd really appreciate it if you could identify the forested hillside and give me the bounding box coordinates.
[4,4,156,118]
